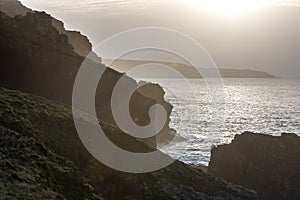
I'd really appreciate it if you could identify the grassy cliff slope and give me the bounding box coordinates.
[0,87,258,200]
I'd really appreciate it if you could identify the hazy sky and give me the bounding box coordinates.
[20,0,300,77]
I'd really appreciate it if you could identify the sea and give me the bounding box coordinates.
[145,78,300,166]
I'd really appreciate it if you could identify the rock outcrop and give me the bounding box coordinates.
[0,87,258,200]
[137,82,176,143]
[0,1,173,145]
[208,132,300,200]
[0,0,32,17]
[51,18,101,62]
[0,0,100,62]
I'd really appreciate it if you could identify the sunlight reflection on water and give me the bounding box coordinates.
[153,78,300,166]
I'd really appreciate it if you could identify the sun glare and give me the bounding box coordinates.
[193,0,290,15]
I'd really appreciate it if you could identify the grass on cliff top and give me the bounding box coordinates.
[0,125,104,200]
[0,87,152,153]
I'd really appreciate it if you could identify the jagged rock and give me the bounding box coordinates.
[0,0,32,17]
[137,82,176,143]
[51,18,101,62]
[208,132,300,200]
[0,0,100,62]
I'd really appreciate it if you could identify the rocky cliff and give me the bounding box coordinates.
[0,87,258,199]
[0,0,100,62]
[0,0,32,17]
[51,18,101,62]
[208,132,300,200]
[0,0,173,145]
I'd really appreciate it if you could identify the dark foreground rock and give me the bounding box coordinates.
[208,131,300,200]
[0,87,258,200]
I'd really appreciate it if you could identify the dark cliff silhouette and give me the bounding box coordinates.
[0,1,175,145]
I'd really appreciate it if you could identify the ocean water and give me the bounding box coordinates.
[150,78,300,166]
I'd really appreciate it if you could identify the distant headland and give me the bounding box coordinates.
[104,59,277,79]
